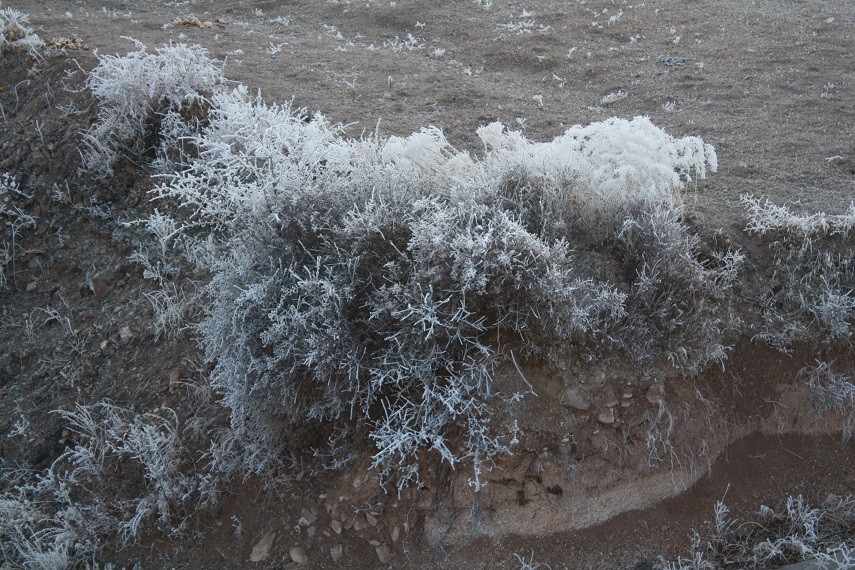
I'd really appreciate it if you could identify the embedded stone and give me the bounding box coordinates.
[289,546,308,565]
[298,508,318,526]
[646,383,664,404]
[376,544,391,564]
[597,407,616,425]
[559,387,590,411]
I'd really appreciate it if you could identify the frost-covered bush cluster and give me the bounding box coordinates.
[0,403,200,568]
[0,172,36,287]
[86,39,737,487]
[743,195,855,350]
[83,40,225,177]
[615,208,742,372]
[128,244,198,340]
[803,360,855,442]
[67,42,738,490]
[0,5,42,53]
[658,494,855,569]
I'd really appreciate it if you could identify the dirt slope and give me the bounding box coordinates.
[1,0,854,568]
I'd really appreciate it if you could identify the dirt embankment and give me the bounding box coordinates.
[1,0,854,568]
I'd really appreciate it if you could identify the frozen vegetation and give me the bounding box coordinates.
[0,33,852,568]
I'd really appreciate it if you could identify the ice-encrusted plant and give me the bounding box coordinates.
[658,494,855,569]
[0,403,200,568]
[616,207,743,372]
[83,40,225,177]
[132,70,732,489]
[802,360,855,442]
[74,42,735,489]
[0,5,42,53]
[0,172,36,287]
[743,195,855,350]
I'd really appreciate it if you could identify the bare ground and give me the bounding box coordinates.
[1,0,854,568]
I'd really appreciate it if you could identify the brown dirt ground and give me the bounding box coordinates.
[1,0,854,568]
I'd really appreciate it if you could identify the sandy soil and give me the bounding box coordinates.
[1,0,854,568]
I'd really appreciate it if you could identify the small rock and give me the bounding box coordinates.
[646,383,664,404]
[249,531,275,562]
[629,413,650,428]
[90,277,109,298]
[620,401,631,408]
[26,281,38,292]
[559,387,590,411]
[306,526,316,539]
[622,392,633,399]
[299,508,318,526]
[289,546,308,565]
[27,149,48,161]
[330,544,343,562]
[597,407,615,425]
[330,520,342,535]
[390,526,400,543]
[118,326,134,342]
[353,516,365,532]
[368,540,380,546]
[366,512,378,527]
[169,370,181,392]
[376,544,391,564]
[604,399,619,408]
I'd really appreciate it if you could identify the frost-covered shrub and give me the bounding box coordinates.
[0,172,36,287]
[83,40,225,177]
[802,360,855,442]
[477,116,716,201]
[128,245,198,340]
[0,403,198,568]
[0,6,42,53]
[743,195,855,350]
[658,494,855,569]
[616,207,743,372]
[108,42,730,486]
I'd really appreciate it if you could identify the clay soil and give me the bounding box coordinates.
[1,0,854,568]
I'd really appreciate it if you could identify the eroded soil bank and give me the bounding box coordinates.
[1,0,854,567]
